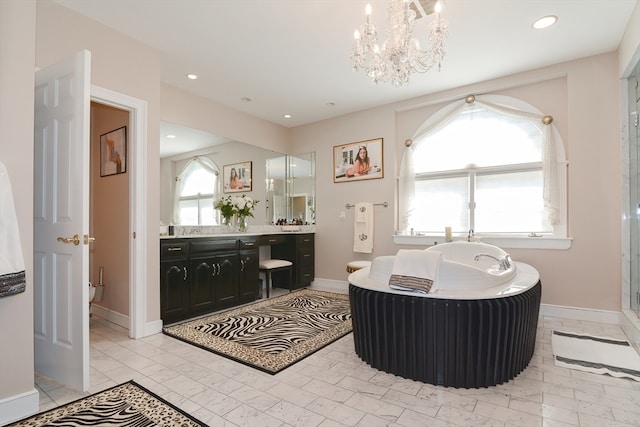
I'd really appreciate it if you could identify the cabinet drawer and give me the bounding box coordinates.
[161,241,188,258]
[298,234,314,247]
[239,238,258,249]
[190,238,237,254]
[259,235,286,246]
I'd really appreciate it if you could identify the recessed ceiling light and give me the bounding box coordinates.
[186,73,198,80]
[284,114,292,119]
[165,134,176,139]
[533,15,557,30]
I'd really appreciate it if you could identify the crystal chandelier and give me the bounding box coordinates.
[351,0,449,88]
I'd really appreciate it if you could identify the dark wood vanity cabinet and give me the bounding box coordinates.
[238,238,259,303]
[271,233,315,290]
[160,233,313,324]
[160,241,190,324]
[160,237,257,324]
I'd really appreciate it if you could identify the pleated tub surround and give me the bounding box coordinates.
[0,161,26,298]
[353,202,374,253]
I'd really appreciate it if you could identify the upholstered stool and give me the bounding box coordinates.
[259,259,293,298]
[346,260,372,273]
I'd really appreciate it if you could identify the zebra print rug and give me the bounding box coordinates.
[9,380,206,426]
[162,289,352,374]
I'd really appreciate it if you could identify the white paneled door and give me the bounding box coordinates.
[34,50,91,391]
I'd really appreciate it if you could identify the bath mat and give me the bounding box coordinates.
[163,289,352,374]
[8,380,206,426]
[551,330,640,382]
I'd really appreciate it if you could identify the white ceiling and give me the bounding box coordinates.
[55,0,637,132]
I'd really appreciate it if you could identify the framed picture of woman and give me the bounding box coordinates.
[333,138,383,183]
[223,161,252,193]
[100,126,127,177]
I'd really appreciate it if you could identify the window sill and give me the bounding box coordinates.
[393,234,572,250]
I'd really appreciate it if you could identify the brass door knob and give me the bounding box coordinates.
[57,234,80,245]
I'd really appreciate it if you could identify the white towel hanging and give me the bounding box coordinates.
[0,161,26,297]
[353,202,374,253]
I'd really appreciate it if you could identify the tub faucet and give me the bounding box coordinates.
[474,253,512,271]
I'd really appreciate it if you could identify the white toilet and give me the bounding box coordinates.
[89,281,96,302]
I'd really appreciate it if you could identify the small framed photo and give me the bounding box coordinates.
[223,161,252,193]
[100,126,127,177]
[333,138,383,183]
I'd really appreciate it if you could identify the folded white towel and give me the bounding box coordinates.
[0,161,26,297]
[389,249,442,293]
[353,202,374,253]
[356,203,369,223]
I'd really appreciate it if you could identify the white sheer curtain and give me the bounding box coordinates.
[173,156,220,225]
[398,94,563,233]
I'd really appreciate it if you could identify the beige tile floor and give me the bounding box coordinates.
[35,289,640,426]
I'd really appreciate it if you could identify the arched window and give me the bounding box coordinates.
[399,95,567,244]
[174,157,220,225]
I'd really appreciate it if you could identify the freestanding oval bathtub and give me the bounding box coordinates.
[349,242,541,388]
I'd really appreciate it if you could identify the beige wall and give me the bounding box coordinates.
[90,103,130,316]
[0,0,36,409]
[292,52,623,312]
[161,85,290,154]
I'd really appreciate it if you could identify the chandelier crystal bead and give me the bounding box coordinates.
[351,0,449,88]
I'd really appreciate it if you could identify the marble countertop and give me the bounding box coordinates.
[160,224,315,239]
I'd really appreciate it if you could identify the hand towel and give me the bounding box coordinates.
[0,161,26,298]
[388,249,442,294]
[353,202,374,253]
[356,203,369,223]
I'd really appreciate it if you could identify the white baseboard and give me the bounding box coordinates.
[539,303,620,324]
[0,387,39,426]
[91,304,129,330]
[310,278,349,294]
[91,304,163,338]
[144,319,163,337]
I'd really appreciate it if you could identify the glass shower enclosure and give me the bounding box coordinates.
[629,61,640,313]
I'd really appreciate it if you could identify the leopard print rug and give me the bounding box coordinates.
[163,289,352,374]
[9,380,205,426]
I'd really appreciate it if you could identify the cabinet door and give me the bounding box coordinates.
[213,252,238,309]
[189,255,216,316]
[239,249,259,302]
[160,259,189,324]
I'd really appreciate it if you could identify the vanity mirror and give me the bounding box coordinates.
[159,122,316,227]
[266,152,316,225]
[160,122,283,226]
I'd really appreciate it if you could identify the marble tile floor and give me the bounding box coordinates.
[35,299,640,426]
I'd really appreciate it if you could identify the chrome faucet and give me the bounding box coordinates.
[474,253,512,271]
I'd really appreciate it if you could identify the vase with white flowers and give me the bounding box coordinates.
[214,194,258,232]
[214,195,236,228]
[232,194,259,232]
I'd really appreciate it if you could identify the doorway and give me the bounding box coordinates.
[89,102,130,327]
[33,52,148,392]
[91,85,148,340]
